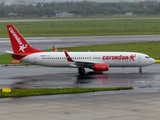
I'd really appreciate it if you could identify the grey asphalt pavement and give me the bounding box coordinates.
[0,34,160,120]
[1,35,160,53]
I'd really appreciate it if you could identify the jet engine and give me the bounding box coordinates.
[93,63,109,71]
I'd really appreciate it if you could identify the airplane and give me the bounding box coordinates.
[6,24,156,75]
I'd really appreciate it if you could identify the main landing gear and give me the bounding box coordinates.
[139,67,142,73]
[78,67,85,75]
[78,67,143,74]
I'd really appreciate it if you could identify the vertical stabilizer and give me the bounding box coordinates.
[52,46,59,52]
[7,24,43,54]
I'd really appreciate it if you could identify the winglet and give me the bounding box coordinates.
[52,46,58,52]
[64,51,74,62]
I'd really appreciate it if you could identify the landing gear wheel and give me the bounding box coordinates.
[139,67,142,73]
[78,67,85,75]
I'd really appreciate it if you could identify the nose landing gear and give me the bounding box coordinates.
[139,67,142,73]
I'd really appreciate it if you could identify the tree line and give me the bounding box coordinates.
[0,1,160,17]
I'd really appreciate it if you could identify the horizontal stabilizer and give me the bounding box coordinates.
[6,50,25,56]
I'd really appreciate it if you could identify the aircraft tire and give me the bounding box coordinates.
[78,67,85,75]
[139,67,142,73]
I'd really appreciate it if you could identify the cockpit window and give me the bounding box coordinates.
[145,56,150,59]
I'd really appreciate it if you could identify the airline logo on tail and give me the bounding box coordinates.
[19,44,27,52]
[8,27,27,52]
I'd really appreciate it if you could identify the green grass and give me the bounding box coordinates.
[1,19,160,37]
[1,41,160,64]
[0,54,13,64]
[3,15,160,19]
[0,87,132,98]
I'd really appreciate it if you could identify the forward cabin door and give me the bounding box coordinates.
[33,55,37,64]
[138,56,141,62]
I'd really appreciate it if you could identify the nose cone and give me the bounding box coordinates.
[150,58,156,64]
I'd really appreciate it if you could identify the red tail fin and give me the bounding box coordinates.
[7,24,43,54]
[52,46,58,52]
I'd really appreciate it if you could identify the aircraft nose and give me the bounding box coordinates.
[150,58,156,64]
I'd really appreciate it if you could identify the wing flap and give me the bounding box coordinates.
[74,60,104,67]
[68,60,104,68]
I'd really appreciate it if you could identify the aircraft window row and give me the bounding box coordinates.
[93,57,101,59]
[42,57,92,59]
[42,57,66,59]
[72,57,91,59]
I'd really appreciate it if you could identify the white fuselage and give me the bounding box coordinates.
[21,52,155,68]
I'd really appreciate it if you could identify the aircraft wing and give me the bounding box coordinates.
[73,60,104,68]
[64,51,104,68]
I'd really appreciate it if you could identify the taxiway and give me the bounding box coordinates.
[0,64,160,90]
[1,35,160,53]
[1,34,160,120]
[0,64,160,120]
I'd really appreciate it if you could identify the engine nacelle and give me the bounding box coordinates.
[93,63,109,71]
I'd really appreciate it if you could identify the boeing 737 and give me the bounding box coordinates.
[6,24,156,75]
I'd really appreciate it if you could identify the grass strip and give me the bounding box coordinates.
[1,19,160,37]
[0,87,132,98]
